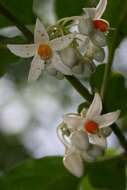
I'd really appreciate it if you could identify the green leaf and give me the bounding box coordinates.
[90,64,127,116]
[80,157,126,190]
[54,0,90,19]
[0,156,80,190]
[0,0,35,28]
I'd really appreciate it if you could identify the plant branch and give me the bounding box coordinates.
[1,3,127,153]
[101,4,127,100]
[110,124,127,153]
[65,76,93,102]
[0,2,33,42]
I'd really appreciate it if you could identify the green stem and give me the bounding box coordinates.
[110,124,127,152]
[65,76,93,102]
[0,2,33,42]
[101,3,127,100]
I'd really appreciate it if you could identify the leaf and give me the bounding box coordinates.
[80,157,126,190]
[54,0,90,19]
[0,0,35,28]
[0,156,80,190]
[90,64,127,116]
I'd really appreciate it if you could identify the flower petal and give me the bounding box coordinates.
[34,18,49,43]
[91,31,107,47]
[50,34,75,51]
[63,151,84,177]
[64,113,83,129]
[70,130,89,150]
[86,93,102,120]
[78,16,93,35]
[28,55,45,82]
[94,47,105,62]
[95,0,107,19]
[89,134,107,148]
[83,8,96,18]
[88,144,103,158]
[7,44,36,58]
[81,150,95,162]
[51,53,72,75]
[95,110,120,128]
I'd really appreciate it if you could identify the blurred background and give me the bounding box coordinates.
[0,0,127,173]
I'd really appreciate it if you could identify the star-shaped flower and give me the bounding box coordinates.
[57,122,104,177]
[64,93,120,148]
[78,0,109,46]
[7,19,75,81]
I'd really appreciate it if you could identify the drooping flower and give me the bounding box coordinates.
[74,0,109,66]
[64,93,120,148]
[57,122,103,177]
[7,19,75,81]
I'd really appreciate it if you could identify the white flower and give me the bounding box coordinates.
[57,122,104,177]
[78,0,109,48]
[64,93,120,149]
[7,19,75,81]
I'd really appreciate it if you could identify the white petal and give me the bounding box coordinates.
[86,93,102,120]
[88,144,103,158]
[95,110,120,128]
[83,8,96,18]
[28,55,44,82]
[45,62,57,76]
[70,130,89,150]
[72,64,83,74]
[51,53,72,75]
[63,151,84,177]
[81,151,95,162]
[89,134,107,149]
[60,47,77,67]
[94,47,105,62]
[50,34,75,51]
[34,18,49,43]
[78,16,93,35]
[7,44,36,58]
[64,114,83,129]
[95,0,107,19]
[91,31,107,47]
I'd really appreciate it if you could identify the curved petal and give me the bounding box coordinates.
[63,151,84,177]
[28,55,44,82]
[78,16,93,35]
[95,0,107,19]
[81,150,95,162]
[64,114,83,129]
[91,31,107,47]
[86,93,102,120]
[34,18,49,43]
[51,53,72,75]
[89,133,107,149]
[83,8,96,18]
[50,34,75,51]
[70,130,89,150]
[95,110,120,128]
[88,144,103,158]
[7,44,36,58]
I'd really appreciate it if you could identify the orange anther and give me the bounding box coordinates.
[84,121,99,134]
[38,44,52,60]
[93,19,109,32]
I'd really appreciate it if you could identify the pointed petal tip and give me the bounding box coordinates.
[63,153,84,178]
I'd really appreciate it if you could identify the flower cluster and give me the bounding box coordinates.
[57,93,120,177]
[7,0,109,81]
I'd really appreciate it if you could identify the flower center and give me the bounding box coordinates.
[92,19,109,32]
[38,44,52,60]
[84,121,99,134]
